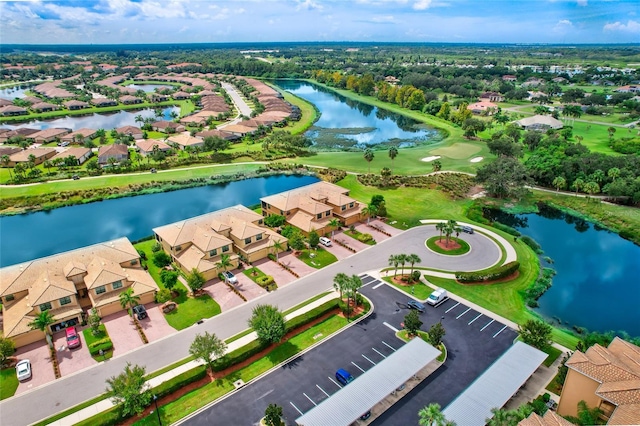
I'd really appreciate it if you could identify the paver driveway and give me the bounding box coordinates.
[139,303,176,342]
[252,258,297,287]
[103,310,144,357]
[13,340,56,395]
[54,326,96,376]
[277,252,316,277]
[204,280,245,311]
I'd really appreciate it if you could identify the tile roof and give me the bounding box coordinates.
[518,411,574,426]
[608,403,640,425]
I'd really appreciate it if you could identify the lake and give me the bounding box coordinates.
[2,106,180,131]
[274,80,441,150]
[0,85,32,100]
[485,206,640,336]
[125,84,170,93]
[0,175,319,267]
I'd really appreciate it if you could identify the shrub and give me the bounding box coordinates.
[521,235,543,254]
[356,233,374,243]
[411,270,421,282]
[213,339,268,371]
[256,275,275,287]
[267,253,276,261]
[455,261,520,283]
[88,337,114,356]
[151,242,162,253]
[264,215,286,228]
[152,251,171,268]
[136,249,147,260]
[492,221,521,236]
[155,288,172,303]
[160,270,178,290]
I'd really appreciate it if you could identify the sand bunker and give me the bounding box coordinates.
[421,155,441,162]
[470,157,484,163]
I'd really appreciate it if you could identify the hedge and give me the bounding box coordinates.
[285,299,339,333]
[256,275,274,287]
[492,222,521,237]
[154,365,207,397]
[521,236,543,254]
[88,337,114,356]
[455,261,520,283]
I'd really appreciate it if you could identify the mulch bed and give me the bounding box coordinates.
[389,275,420,286]
[456,271,520,285]
[435,239,461,250]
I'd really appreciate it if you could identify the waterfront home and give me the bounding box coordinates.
[136,139,172,156]
[8,148,57,166]
[51,147,93,165]
[98,144,129,166]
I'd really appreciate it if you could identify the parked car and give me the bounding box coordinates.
[319,236,332,247]
[427,288,448,306]
[360,411,372,420]
[72,174,80,180]
[335,368,354,386]
[65,326,81,349]
[461,225,474,234]
[132,304,148,320]
[222,270,238,284]
[16,360,31,381]
[150,168,157,173]
[407,300,425,313]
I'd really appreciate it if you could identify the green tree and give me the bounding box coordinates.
[308,229,320,249]
[249,304,286,345]
[348,274,363,307]
[572,177,585,194]
[271,239,286,262]
[432,159,442,174]
[105,363,152,418]
[119,288,141,315]
[583,181,600,201]
[407,253,421,276]
[189,332,227,374]
[328,218,341,238]
[428,322,446,347]
[388,146,399,174]
[396,253,408,276]
[88,308,102,336]
[187,268,206,293]
[28,310,56,343]
[565,400,605,426]
[152,251,171,268]
[404,310,422,336]
[160,270,178,290]
[380,166,392,186]
[0,336,16,367]
[264,403,284,426]
[362,203,378,225]
[607,167,620,182]
[215,254,233,274]
[418,403,446,426]
[518,319,552,350]
[476,156,530,199]
[462,117,486,138]
[363,148,374,174]
[388,254,400,277]
[333,272,349,301]
[552,176,566,192]
[264,214,286,228]
[435,222,446,242]
[607,126,616,141]
[486,407,517,426]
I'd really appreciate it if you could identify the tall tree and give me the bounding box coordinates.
[189,332,227,374]
[397,253,408,277]
[264,403,284,426]
[388,254,400,277]
[361,203,378,225]
[0,336,16,366]
[187,268,206,293]
[119,288,141,316]
[419,403,446,426]
[333,272,349,301]
[271,239,286,262]
[435,222,446,242]
[105,363,152,418]
[404,310,422,336]
[552,176,566,192]
[328,218,341,238]
[215,254,233,273]
[28,310,56,344]
[363,148,374,174]
[249,304,286,345]
[518,319,552,350]
[388,146,399,174]
[407,253,421,276]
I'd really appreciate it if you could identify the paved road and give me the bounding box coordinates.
[180,276,517,425]
[0,226,503,426]
[219,82,253,127]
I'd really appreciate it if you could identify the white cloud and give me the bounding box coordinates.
[603,20,640,33]
[413,0,432,10]
[296,0,323,11]
[554,19,573,32]
[370,15,397,23]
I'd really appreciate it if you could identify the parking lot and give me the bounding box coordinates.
[182,276,517,426]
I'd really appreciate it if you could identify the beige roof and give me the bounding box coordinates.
[63,260,86,277]
[167,133,203,147]
[518,411,574,426]
[609,403,640,425]
[52,148,91,161]
[222,124,256,135]
[175,245,218,274]
[28,269,77,306]
[98,144,128,157]
[9,148,56,162]
[136,139,171,152]
[515,114,564,129]
[30,128,71,139]
[83,256,128,289]
[192,227,233,252]
[64,127,96,138]
[261,181,355,213]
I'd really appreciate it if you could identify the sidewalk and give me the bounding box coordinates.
[45,292,339,426]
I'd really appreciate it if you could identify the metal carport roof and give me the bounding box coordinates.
[442,341,547,426]
[296,338,440,426]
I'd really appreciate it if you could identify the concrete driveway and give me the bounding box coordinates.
[277,252,317,278]
[54,326,96,377]
[252,259,297,287]
[13,340,56,395]
[322,238,357,261]
[333,230,372,252]
[103,310,144,357]
[204,280,245,311]
[232,272,267,300]
[139,304,176,343]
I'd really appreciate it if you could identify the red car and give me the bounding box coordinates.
[65,326,81,349]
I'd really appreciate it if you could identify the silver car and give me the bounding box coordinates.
[222,271,238,284]
[16,359,31,381]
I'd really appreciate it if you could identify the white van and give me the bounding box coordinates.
[319,237,332,247]
[426,288,448,306]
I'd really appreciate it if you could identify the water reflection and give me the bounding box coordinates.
[3,107,179,131]
[125,84,169,93]
[274,80,440,150]
[0,85,32,100]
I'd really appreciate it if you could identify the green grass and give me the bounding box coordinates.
[542,345,563,367]
[163,290,221,331]
[0,368,19,400]
[297,247,338,268]
[242,266,267,284]
[344,229,376,245]
[133,315,348,425]
[426,236,470,255]
[30,394,111,426]
[82,325,114,361]
[383,276,433,300]
[277,89,318,135]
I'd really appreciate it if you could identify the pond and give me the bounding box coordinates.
[2,106,180,131]
[0,174,319,267]
[484,205,640,336]
[125,84,170,93]
[0,85,32,100]
[274,80,441,150]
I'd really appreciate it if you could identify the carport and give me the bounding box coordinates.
[295,338,440,426]
[442,341,547,426]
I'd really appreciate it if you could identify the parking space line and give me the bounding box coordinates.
[468,313,483,325]
[328,377,342,388]
[456,307,471,319]
[445,302,460,313]
[372,347,386,359]
[480,319,495,331]
[372,282,385,289]
[303,393,317,406]
[362,354,376,365]
[383,322,399,332]
[316,384,330,398]
[493,325,508,338]
[290,401,303,416]
[351,361,365,373]
[382,341,397,352]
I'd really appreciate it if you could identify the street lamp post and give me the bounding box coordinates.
[153,394,162,425]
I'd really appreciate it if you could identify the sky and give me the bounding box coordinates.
[0,0,639,45]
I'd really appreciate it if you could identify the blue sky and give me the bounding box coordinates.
[0,0,638,44]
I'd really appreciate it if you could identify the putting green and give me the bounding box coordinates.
[431,143,483,160]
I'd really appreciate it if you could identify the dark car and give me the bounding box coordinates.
[132,305,148,320]
[461,225,474,234]
[72,174,80,180]
[360,411,372,421]
[407,300,425,313]
[150,168,157,173]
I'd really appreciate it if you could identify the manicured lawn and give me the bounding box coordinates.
[426,236,470,255]
[163,288,221,331]
[542,345,563,368]
[82,325,114,361]
[344,229,376,245]
[243,266,268,284]
[297,247,338,268]
[279,89,318,135]
[133,315,348,425]
[383,276,432,300]
[0,368,19,400]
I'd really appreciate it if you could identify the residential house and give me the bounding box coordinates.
[552,77,568,84]
[0,146,21,159]
[136,139,172,156]
[31,102,60,113]
[502,75,517,82]
[172,91,191,100]
[61,128,97,144]
[0,238,158,348]
[98,144,129,166]
[151,121,185,133]
[149,93,169,103]
[64,100,89,110]
[51,147,93,165]
[153,205,287,281]
[115,125,143,140]
[92,98,118,107]
[514,115,564,131]
[119,95,143,105]
[557,337,640,425]
[260,181,366,236]
[615,85,640,94]
[0,127,39,142]
[30,128,72,144]
[7,148,57,167]
[167,133,204,150]
[196,129,240,142]
[518,411,574,426]
[479,92,504,102]
[0,98,13,107]
[467,100,497,115]
[0,105,28,116]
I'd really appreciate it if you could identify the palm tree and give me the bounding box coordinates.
[388,254,400,277]
[271,239,285,262]
[119,288,141,316]
[583,181,600,201]
[486,407,515,426]
[388,146,398,174]
[215,254,233,274]
[328,218,341,238]
[552,176,566,192]
[608,167,620,182]
[361,203,378,225]
[572,177,585,195]
[28,310,56,345]
[435,222,446,242]
[349,275,363,307]
[397,253,408,277]
[407,253,421,276]
[134,115,144,125]
[363,148,374,174]
[419,403,445,426]
[333,272,349,301]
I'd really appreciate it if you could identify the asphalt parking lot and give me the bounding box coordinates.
[181,276,517,426]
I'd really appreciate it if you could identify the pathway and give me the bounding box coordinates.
[218,82,253,127]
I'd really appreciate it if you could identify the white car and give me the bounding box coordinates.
[16,360,31,381]
[319,237,332,247]
[222,271,238,284]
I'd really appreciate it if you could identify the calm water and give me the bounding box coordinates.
[274,80,440,150]
[125,84,169,93]
[486,206,640,336]
[0,175,318,267]
[0,85,31,100]
[3,106,179,131]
